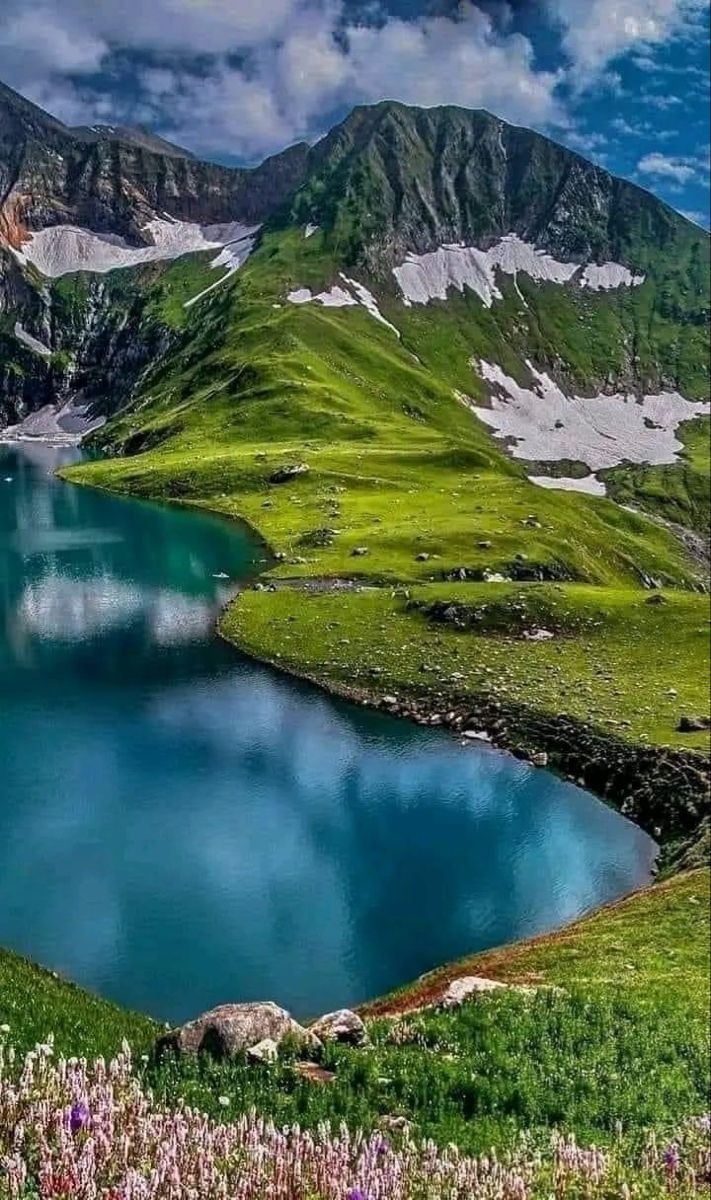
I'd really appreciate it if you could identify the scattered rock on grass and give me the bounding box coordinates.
[295,1061,337,1084]
[269,463,310,484]
[440,977,506,1008]
[351,546,369,557]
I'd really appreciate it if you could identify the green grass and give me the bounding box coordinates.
[226,582,709,749]
[47,230,710,1154]
[0,947,156,1061]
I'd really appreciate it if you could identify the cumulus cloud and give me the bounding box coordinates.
[547,0,707,78]
[0,0,706,166]
[637,151,705,184]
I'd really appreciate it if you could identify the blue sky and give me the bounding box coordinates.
[0,0,708,224]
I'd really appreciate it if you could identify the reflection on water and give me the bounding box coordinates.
[0,444,657,1021]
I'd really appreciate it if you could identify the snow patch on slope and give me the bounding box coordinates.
[304,223,319,239]
[14,322,52,359]
[471,361,708,472]
[393,235,644,307]
[12,218,260,279]
[287,276,400,336]
[580,263,645,290]
[287,285,357,307]
[528,474,607,497]
[183,229,258,308]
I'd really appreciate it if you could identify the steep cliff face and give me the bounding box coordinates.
[288,102,707,291]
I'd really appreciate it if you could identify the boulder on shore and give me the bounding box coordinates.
[309,1008,368,1046]
[156,1001,320,1061]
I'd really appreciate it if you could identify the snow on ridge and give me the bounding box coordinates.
[392,235,644,307]
[528,473,607,497]
[14,322,52,359]
[470,360,709,473]
[287,285,357,307]
[304,223,319,239]
[340,274,401,337]
[11,217,260,279]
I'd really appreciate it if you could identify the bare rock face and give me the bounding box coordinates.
[156,1001,321,1061]
[309,1008,368,1046]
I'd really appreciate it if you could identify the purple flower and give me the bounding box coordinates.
[347,1191,367,1200]
[663,1144,680,1173]
[70,1102,90,1134]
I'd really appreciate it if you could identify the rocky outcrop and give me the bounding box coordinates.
[156,1001,321,1061]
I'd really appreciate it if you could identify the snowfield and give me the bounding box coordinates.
[392,235,645,306]
[470,360,709,472]
[11,217,260,279]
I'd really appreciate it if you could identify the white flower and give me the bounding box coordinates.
[218,1095,230,1107]
[0,1024,10,1034]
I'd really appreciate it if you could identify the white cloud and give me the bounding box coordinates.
[637,151,702,183]
[677,209,709,227]
[547,0,707,78]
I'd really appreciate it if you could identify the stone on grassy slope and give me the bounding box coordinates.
[156,1001,320,1060]
[310,1008,368,1045]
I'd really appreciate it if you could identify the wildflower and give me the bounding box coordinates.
[218,1095,230,1107]
[0,1023,10,1034]
[347,1191,367,1200]
[663,1144,680,1175]
[70,1101,90,1134]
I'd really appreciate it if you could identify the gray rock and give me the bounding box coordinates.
[310,1009,368,1046]
[156,1001,320,1061]
[351,546,369,557]
[531,751,549,767]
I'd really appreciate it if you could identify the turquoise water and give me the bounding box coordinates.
[0,443,656,1022]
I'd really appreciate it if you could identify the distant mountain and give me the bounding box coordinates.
[0,79,309,244]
